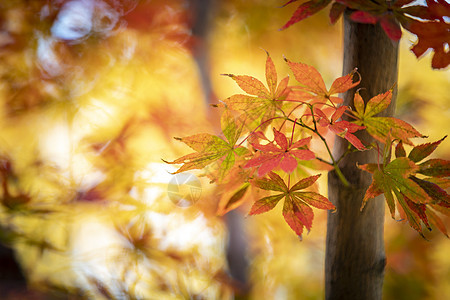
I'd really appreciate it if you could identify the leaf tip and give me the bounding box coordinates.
[160,161,178,173]
[389,82,398,92]
[360,198,369,211]
[161,159,177,168]
[279,0,296,8]
[418,232,428,241]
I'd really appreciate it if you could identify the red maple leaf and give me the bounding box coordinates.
[280,0,332,30]
[315,106,366,150]
[244,128,315,176]
[282,0,450,69]
[339,0,450,68]
[407,19,450,69]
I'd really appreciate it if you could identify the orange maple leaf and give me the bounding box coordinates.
[218,53,290,128]
[285,58,359,105]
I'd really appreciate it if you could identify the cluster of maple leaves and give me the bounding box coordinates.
[281,0,450,69]
[166,54,449,238]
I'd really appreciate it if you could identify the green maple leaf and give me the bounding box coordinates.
[360,158,432,211]
[351,90,425,145]
[359,157,432,235]
[396,135,450,178]
[164,111,248,179]
[249,172,335,237]
[361,137,450,236]
[217,52,290,129]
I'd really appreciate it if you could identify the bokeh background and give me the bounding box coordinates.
[0,0,449,299]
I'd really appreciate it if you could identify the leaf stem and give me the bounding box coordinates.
[336,144,358,165]
[290,118,297,147]
[235,116,284,148]
[309,105,318,132]
[334,161,350,187]
[286,117,351,187]
[315,156,333,166]
[318,133,351,187]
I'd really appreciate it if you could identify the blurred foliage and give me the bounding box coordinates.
[0,0,448,299]
[0,0,228,299]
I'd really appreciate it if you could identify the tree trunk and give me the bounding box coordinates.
[325,11,399,300]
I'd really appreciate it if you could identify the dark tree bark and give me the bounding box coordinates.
[325,11,399,300]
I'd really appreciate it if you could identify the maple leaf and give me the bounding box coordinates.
[359,158,432,213]
[282,1,449,68]
[281,0,403,39]
[244,128,315,176]
[407,135,447,163]
[329,2,346,24]
[285,58,360,105]
[217,183,250,216]
[402,137,449,236]
[426,208,449,237]
[215,165,265,216]
[399,0,450,69]
[280,0,332,30]
[410,177,450,208]
[400,180,450,237]
[217,53,290,129]
[315,105,366,150]
[164,112,248,180]
[407,20,450,69]
[338,0,450,68]
[400,194,431,234]
[359,157,433,234]
[396,136,450,177]
[336,0,404,40]
[360,137,450,236]
[249,172,335,237]
[418,159,450,178]
[351,90,424,145]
